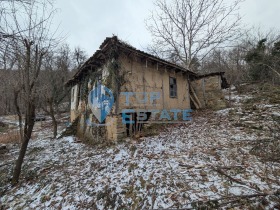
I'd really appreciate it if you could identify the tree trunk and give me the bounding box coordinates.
[14,89,23,142]
[51,115,58,139]
[12,101,35,185]
[49,101,57,138]
[43,99,58,139]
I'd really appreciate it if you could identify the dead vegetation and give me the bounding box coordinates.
[237,83,280,104]
[0,130,21,144]
[1,83,280,209]
[230,83,280,164]
[250,117,280,163]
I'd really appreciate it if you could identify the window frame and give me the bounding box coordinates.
[169,76,177,98]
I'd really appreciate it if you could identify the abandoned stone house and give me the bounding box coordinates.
[66,36,228,142]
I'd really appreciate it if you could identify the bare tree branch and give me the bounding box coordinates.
[146,0,244,71]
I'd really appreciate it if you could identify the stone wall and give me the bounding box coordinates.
[106,115,126,141]
[191,75,226,110]
[74,103,126,143]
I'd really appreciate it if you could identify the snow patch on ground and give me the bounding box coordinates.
[0,89,279,209]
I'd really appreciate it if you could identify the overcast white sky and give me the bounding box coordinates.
[54,0,280,56]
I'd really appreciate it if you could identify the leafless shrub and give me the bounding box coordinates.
[0,130,20,144]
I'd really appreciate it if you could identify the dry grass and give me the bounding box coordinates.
[239,83,280,104]
[0,130,21,144]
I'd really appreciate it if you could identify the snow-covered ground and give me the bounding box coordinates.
[0,86,280,209]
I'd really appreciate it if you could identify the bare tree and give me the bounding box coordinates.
[202,46,247,83]
[146,0,244,71]
[0,0,33,41]
[73,46,87,69]
[38,47,72,139]
[1,0,60,184]
[242,26,280,49]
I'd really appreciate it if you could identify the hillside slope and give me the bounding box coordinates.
[0,84,279,209]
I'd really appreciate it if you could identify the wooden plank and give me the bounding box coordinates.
[190,94,200,109]
[189,84,202,108]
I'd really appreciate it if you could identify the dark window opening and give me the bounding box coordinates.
[123,112,151,137]
[169,77,177,98]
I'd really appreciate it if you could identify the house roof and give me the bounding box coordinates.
[193,71,226,79]
[66,36,197,86]
[66,36,226,86]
